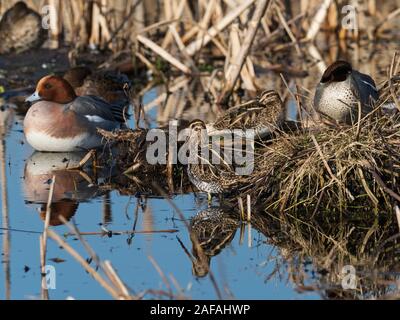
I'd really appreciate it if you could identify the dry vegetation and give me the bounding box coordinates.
[1,0,400,300]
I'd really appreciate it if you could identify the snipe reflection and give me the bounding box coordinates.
[187,204,400,299]
[189,207,240,278]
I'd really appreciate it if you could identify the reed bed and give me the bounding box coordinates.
[2,0,400,300]
[247,111,400,212]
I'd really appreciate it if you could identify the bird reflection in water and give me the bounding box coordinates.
[189,208,240,278]
[23,151,112,225]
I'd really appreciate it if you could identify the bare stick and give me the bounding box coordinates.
[41,176,56,272]
[137,34,191,74]
[47,229,123,299]
[395,205,400,232]
[185,0,256,56]
[246,194,251,222]
[306,0,332,40]
[218,0,270,104]
[64,229,178,236]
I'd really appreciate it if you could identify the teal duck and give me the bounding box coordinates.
[314,61,378,124]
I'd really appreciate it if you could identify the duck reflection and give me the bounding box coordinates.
[23,151,109,225]
[189,208,240,277]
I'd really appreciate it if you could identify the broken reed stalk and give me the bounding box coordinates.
[218,0,270,104]
[137,34,191,74]
[186,0,256,56]
[306,0,332,73]
[57,215,134,299]
[247,222,252,248]
[64,229,178,237]
[246,194,251,222]
[238,197,245,221]
[47,229,126,300]
[0,138,11,300]
[40,175,56,299]
[395,206,400,232]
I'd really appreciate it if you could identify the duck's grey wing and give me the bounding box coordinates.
[68,96,126,123]
[352,71,379,104]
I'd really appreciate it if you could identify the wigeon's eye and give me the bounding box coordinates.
[44,83,52,90]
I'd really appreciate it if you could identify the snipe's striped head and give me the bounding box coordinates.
[189,119,207,131]
[258,90,282,106]
[320,60,352,83]
[187,119,208,144]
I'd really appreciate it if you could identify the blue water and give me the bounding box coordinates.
[0,90,320,300]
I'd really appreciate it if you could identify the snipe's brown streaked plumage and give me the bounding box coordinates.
[207,90,285,139]
[186,120,245,198]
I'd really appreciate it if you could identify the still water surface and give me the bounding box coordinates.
[0,90,321,300]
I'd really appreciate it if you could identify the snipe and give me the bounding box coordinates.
[186,119,245,200]
[207,90,285,139]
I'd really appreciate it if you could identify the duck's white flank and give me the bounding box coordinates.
[25,131,102,152]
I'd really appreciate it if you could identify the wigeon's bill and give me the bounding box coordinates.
[25,91,41,102]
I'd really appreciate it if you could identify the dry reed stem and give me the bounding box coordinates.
[47,229,124,300]
[161,0,187,49]
[0,138,10,300]
[103,260,131,297]
[246,194,251,222]
[41,175,56,291]
[395,206,400,232]
[185,0,256,56]
[196,0,217,46]
[144,76,189,112]
[148,255,173,297]
[228,24,256,91]
[218,0,270,104]
[247,222,252,248]
[274,4,301,56]
[306,0,332,72]
[137,34,191,74]
[306,0,332,40]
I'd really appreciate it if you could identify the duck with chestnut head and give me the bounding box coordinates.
[313,61,378,124]
[24,75,127,152]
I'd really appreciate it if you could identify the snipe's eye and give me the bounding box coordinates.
[44,83,52,90]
